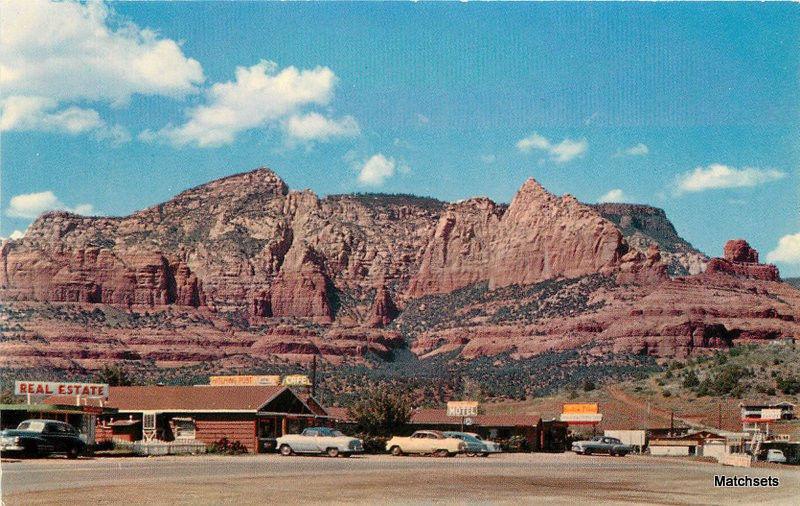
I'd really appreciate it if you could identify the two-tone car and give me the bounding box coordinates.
[276,427,363,457]
[0,419,86,459]
[466,432,502,455]
[443,431,489,457]
[385,430,466,457]
[571,436,631,456]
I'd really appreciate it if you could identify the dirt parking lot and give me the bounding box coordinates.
[2,452,798,505]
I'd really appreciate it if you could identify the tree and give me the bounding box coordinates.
[94,364,133,386]
[347,386,412,436]
[683,370,700,389]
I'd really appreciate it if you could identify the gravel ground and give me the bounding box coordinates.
[2,452,798,505]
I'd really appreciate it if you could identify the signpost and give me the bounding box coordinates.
[447,401,479,432]
[560,402,603,426]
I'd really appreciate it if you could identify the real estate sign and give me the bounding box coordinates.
[447,401,479,417]
[14,381,109,398]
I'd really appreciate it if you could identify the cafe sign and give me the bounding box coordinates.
[282,375,311,386]
[15,381,109,399]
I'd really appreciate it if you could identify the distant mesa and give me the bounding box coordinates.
[706,239,780,282]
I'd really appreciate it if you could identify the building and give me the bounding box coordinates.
[740,401,796,434]
[407,409,568,451]
[0,402,117,446]
[47,385,329,453]
[648,429,746,458]
[603,430,646,453]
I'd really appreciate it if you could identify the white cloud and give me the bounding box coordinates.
[152,60,351,147]
[6,191,95,219]
[0,0,202,139]
[766,233,800,264]
[516,132,587,163]
[1,230,25,241]
[0,95,130,143]
[675,164,786,194]
[615,143,649,157]
[357,154,400,186]
[598,189,629,203]
[284,112,359,142]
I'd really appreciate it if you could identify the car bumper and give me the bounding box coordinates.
[0,444,25,452]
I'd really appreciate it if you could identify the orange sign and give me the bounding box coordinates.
[209,375,281,386]
[562,403,599,415]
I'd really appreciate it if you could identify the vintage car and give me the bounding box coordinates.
[765,449,787,464]
[276,427,363,457]
[0,419,86,459]
[571,436,631,456]
[466,432,502,454]
[444,431,492,457]
[386,430,466,457]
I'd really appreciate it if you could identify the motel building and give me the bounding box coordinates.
[45,384,331,454]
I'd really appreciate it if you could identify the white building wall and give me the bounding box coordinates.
[604,430,646,448]
[650,445,690,456]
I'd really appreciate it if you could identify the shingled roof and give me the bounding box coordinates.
[46,386,288,412]
[409,409,541,427]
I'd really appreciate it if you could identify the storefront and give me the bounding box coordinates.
[46,385,330,453]
[0,403,117,446]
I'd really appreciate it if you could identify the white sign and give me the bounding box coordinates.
[14,381,109,399]
[447,401,479,417]
[760,408,782,421]
[560,413,603,424]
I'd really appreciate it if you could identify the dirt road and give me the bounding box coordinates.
[2,453,798,505]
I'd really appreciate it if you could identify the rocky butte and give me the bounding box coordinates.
[0,167,797,372]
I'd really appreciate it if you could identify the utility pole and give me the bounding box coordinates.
[311,354,317,398]
[718,403,722,430]
[670,410,674,436]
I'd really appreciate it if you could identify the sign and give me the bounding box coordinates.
[560,413,603,424]
[14,381,109,399]
[464,417,474,426]
[209,375,281,386]
[447,401,479,417]
[562,403,599,415]
[282,375,311,387]
[760,408,782,421]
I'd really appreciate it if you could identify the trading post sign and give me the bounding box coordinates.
[15,381,109,399]
[209,375,281,386]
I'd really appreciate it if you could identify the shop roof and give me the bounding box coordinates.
[46,386,289,412]
[0,403,116,414]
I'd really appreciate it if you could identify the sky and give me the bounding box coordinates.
[2,1,799,275]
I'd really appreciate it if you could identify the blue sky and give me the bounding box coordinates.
[2,1,799,274]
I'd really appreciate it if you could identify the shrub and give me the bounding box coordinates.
[662,389,672,397]
[348,386,412,437]
[494,434,530,453]
[208,437,248,455]
[683,370,700,389]
[777,376,800,395]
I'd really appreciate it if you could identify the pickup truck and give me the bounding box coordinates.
[276,427,363,457]
[0,419,86,459]
[572,436,631,456]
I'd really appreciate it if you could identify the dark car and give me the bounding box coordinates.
[0,419,87,459]
[571,436,631,456]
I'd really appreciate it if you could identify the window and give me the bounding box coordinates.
[173,418,196,440]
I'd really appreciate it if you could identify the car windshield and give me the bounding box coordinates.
[17,421,45,432]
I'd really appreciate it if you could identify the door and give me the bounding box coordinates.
[43,422,64,452]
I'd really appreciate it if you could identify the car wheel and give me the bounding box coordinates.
[435,449,450,458]
[279,444,293,456]
[327,447,339,458]
[390,446,403,456]
[584,449,592,456]
[24,444,39,458]
[609,450,616,457]
[480,453,489,457]
[67,446,80,459]
[466,452,477,457]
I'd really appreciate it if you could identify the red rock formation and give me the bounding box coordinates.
[706,240,780,282]
[487,179,624,289]
[369,284,398,327]
[269,243,332,323]
[407,198,502,297]
[616,244,669,285]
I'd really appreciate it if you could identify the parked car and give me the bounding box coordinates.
[443,431,489,457]
[0,419,86,459]
[765,449,787,464]
[276,427,363,457]
[571,436,630,456]
[386,430,466,457]
[466,432,502,454]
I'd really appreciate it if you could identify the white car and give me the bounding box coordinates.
[276,427,363,457]
[766,449,787,464]
[466,432,502,454]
